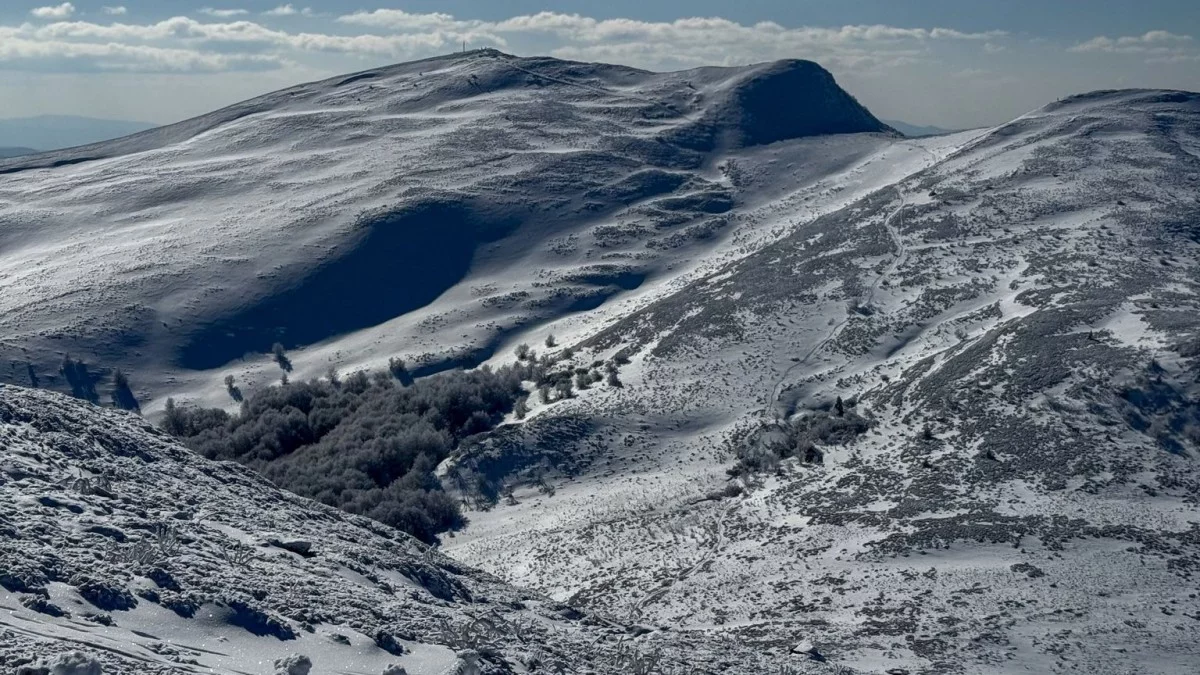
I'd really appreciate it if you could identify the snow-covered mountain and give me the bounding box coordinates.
[445,88,1200,673]
[881,119,960,137]
[0,147,36,159]
[3,49,1200,673]
[0,50,894,412]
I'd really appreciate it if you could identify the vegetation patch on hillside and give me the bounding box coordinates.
[161,365,528,543]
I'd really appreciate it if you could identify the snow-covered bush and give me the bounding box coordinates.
[731,408,870,476]
[40,651,102,675]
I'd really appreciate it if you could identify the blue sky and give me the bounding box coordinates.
[1,1,1198,128]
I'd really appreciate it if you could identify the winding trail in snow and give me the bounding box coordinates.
[632,500,736,621]
[767,186,908,419]
[766,143,936,419]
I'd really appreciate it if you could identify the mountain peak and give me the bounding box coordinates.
[716,58,894,145]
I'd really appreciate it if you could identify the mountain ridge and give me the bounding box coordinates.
[0,52,889,175]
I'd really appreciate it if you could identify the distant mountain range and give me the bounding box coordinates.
[0,146,36,158]
[882,118,961,136]
[0,115,156,152]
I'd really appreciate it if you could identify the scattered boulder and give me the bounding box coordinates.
[82,612,115,626]
[381,667,408,675]
[791,640,825,661]
[374,630,406,656]
[454,651,484,675]
[269,538,314,558]
[75,579,137,612]
[37,495,83,513]
[46,652,102,675]
[20,595,70,618]
[552,603,584,620]
[1010,562,1046,578]
[83,525,126,543]
[273,655,312,675]
[397,560,470,602]
[146,566,180,591]
[0,569,46,595]
[224,599,297,640]
[159,592,200,618]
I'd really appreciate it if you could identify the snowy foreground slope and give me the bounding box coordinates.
[0,384,843,674]
[444,89,1200,674]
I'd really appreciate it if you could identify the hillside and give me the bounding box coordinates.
[0,50,893,413]
[443,90,1200,673]
[0,383,832,674]
[881,119,960,137]
[0,146,36,159]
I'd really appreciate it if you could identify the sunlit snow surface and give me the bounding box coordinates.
[3,48,1200,673]
[445,89,1200,674]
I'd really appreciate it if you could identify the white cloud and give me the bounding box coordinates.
[20,16,489,57]
[0,26,283,72]
[3,9,1017,75]
[1069,30,1193,54]
[337,10,1006,45]
[30,3,75,19]
[199,8,249,18]
[336,9,467,31]
[102,5,127,15]
[264,4,313,17]
[330,10,1006,73]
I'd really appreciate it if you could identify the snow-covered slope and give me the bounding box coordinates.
[0,50,894,414]
[443,89,1200,673]
[0,383,847,674]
